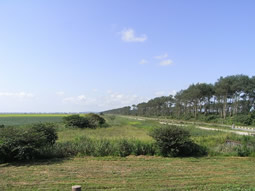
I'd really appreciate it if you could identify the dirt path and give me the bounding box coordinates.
[196,126,251,135]
[159,121,252,136]
[124,115,255,136]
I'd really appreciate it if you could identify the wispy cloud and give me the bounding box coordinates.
[99,91,148,108]
[139,59,148,65]
[155,90,177,97]
[62,91,148,111]
[56,91,65,96]
[63,95,89,104]
[0,92,35,98]
[120,28,147,42]
[159,59,173,66]
[154,53,168,59]
[153,53,174,66]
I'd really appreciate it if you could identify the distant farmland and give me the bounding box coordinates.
[0,114,67,126]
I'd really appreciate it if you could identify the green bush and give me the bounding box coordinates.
[63,114,106,128]
[0,123,58,162]
[233,115,253,126]
[181,114,193,121]
[31,123,58,145]
[150,125,206,157]
[85,113,106,128]
[63,115,90,128]
[204,115,218,122]
[236,145,252,157]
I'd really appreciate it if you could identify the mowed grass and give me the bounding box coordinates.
[1,156,255,191]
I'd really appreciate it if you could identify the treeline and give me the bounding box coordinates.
[103,75,255,125]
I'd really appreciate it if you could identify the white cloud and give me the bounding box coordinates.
[61,91,150,111]
[155,90,177,97]
[63,95,97,105]
[155,91,166,97]
[63,95,86,104]
[0,92,35,98]
[120,28,147,42]
[100,92,148,108]
[139,59,148,65]
[169,90,177,96]
[107,90,113,94]
[77,95,86,101]
[56,91,65,96]
[159,59,173,66]
[154,53,168,59]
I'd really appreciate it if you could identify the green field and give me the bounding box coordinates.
[1,156,255,190]
[0,114,68,126]
[1,114,255,190]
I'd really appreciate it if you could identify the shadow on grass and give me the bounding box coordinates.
[0,157,70,167]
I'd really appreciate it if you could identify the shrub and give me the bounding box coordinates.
[150,125,206,157]
[85,113,106,128]
[63,114,106,128]
[63,115,90,128]
[233,114,253,126]
[181,114,193,121]
[204,115,218,122]
[0,123,58,162]
[30,123,58,145]
[236,145,252,157]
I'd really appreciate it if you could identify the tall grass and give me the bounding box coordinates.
[41,136,157,158]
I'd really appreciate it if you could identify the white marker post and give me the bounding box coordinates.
[72,185,81,191]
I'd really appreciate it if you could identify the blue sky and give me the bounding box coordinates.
[0,0,255,112]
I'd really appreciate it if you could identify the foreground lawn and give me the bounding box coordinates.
[1,156,255,191]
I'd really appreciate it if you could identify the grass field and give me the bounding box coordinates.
[57,116,159,142]
[1,156,255,191]
[1,114,255,190]
[0,114,67,126]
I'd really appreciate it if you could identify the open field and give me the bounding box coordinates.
[1,156,255,191]
[0,114,68,126]
[1,114,255,190]
[57,116,160,142]
[0,116,63,126]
